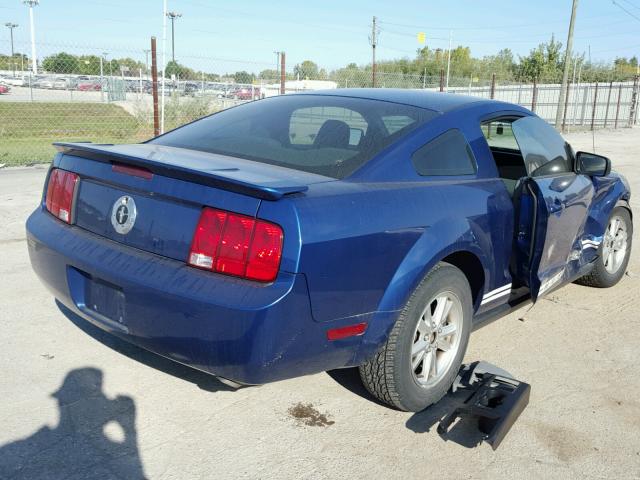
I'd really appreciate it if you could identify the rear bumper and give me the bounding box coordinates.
[26,207,362,384]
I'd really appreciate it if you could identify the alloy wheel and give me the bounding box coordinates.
[602,215,628,274]
[410,292,463,388]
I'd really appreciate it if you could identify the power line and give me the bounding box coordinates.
[619,0,640,11]
[591,42,640,54]
[382,19,637,43]
[612,0,640,22]
[376,12,626,32]
[181,0,370,37]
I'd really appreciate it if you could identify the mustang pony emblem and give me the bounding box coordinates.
[110,196,137,234]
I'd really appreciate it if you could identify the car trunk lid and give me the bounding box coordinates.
[55,142,330,263]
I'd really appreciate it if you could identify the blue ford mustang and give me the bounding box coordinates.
[26,89,633,411]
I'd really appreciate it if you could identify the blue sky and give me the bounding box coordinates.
[1,0,640,74]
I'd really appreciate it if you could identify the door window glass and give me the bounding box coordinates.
[511,116,572,177]
[482,121,520,151]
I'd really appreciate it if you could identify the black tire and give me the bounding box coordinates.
[359,262,473,411]
[576,207,632,288]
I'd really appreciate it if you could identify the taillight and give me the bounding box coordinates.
[188,207,283,282]
[45,168,79,224]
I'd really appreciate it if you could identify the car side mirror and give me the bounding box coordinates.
[576,151,611,177]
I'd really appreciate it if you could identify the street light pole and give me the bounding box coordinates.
[4,23,18,77]
[23,0,39,75]
[166,11,181,63]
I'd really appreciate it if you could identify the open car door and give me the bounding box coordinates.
[511,117,595,301]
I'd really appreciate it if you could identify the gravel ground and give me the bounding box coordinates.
[0,128,638,480]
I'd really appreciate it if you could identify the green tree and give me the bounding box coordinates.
[77,55,102,75]
[259,68,279,80]
[516,35,563,81]
[42,52,79,73]
[232,70,255,83]
[0,53,27,72]
[293,60,319,79]
[165,60,195,80]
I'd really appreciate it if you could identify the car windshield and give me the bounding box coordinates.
[150,94,438,178]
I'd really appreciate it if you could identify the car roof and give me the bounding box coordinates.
[295,88,520,114]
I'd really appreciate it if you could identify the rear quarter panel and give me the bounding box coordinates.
[285,105,520,363]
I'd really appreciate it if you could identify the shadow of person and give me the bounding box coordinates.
[0,368,147,480]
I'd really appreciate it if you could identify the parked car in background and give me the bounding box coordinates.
[0,83,10,94]
[229,86,261,100]
[34,76,71,89]
[26,90,633,412]
[51,77,73,90]
[77,81,102,91]
[204,83,227,98]
[0,76,26,87]
[33,76,56,89]
[183,82,200,96]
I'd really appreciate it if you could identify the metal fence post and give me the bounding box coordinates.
[629,75,639,127]
[571,78,580,127]
[439,69,444,92]
[580,84,589,125]
[591,82,599,131]
[604,81,613,128]
[151,36,159,137]
[531,78,538,112]
[490,73,496,99]
[615,83,622,129]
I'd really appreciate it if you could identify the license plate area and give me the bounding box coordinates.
[67,266,128,333]
[86,278,126,326]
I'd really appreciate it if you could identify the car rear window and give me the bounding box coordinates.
[150,95,437,179]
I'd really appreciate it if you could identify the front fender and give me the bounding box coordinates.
[584,173,632,241]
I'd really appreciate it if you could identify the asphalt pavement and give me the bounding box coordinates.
[1,129,639,479]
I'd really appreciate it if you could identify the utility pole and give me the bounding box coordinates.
[370,16,378,88]
[446,30,452,91]
[555,0,579,130]
[166,11,181,63]
[4,23,18,77]
[23,0,39,75]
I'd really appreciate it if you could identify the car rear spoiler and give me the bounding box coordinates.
[53,142,309,201]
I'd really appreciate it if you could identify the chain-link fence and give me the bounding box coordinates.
[1,40,639,166]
